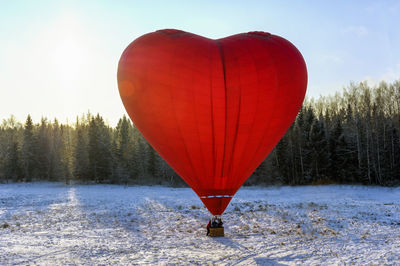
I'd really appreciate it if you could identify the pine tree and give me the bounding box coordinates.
[37,118,51,180]
[293,109,306,183]
[88,114,112,183]
[328,118,350,183]
[300,107,317,182]
[114,115,133,183]
[21,115,37,181]
[309,119,328,182]
[132,126,147,180]
[50,119,66,181]
[4,141,23,182]
[60,124,73,184]
[74,127,90,181]
[146,143,157,179]
[275,133,291,184]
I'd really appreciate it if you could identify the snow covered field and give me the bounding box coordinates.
[1,183,399,265]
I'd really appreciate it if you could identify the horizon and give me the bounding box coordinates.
[1,0,399,126]
[2,78,398,128]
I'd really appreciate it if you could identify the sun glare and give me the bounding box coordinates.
[45,14,91,89]
[51,37,85,84]
[18,12,102,120]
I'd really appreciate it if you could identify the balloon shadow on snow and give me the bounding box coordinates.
[211,237,290,265]
[212,236,247,251]
[254,257,289,265]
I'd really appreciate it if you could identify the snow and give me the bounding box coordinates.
[1,183,400,265]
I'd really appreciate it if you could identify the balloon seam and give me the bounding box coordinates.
[216,40,228,179]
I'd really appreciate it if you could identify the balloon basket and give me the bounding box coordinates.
[209,227,224,237]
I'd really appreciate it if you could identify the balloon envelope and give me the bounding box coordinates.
[117,29,307,215]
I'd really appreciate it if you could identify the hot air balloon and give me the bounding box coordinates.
[117,29,307,217]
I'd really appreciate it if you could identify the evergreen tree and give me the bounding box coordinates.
[74,127,90,181]
[114,115,132,183]
[61,124,74,184]
[275,132,291,184]
[300,107,316,181]
[21,115,37,181]
[37,118,51,179]
[328,119,349,183]
[88,114,112,183]
[4,141,23,182]
[146,143,157,179]
[133,128,148,180]
[50,119,66,181]
[309,119,328,182]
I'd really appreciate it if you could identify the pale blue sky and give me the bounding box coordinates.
[1,0,399,125]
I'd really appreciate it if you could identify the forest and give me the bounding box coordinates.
[1,80,399,186]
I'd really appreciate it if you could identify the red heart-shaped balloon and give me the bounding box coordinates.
[118,29,307,215]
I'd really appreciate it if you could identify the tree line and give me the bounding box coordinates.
[1,80,399,186]
[0,113,180,186]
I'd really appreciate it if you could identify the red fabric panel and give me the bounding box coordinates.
[200,197,233,216]
[117,29,307,215]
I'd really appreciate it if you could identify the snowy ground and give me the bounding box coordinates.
[1,183,399,265]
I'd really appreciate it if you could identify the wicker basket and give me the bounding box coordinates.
[209,227,224,237]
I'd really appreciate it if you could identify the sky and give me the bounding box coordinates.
[1,0,399,126]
